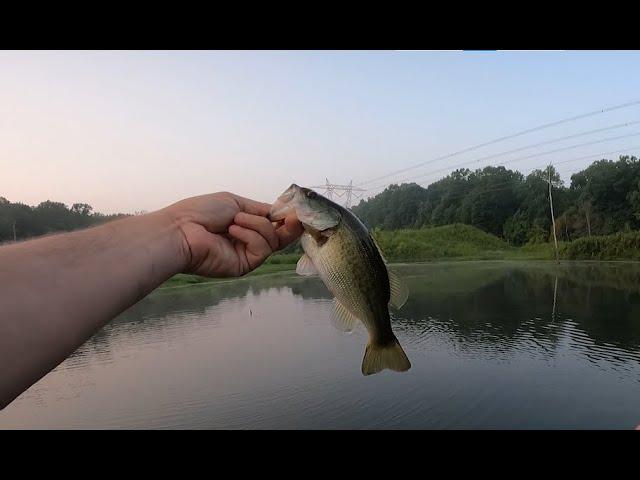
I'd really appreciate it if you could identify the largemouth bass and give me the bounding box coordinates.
[269,184,411,375]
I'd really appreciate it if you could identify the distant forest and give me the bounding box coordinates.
[4,155,640,247]
[0,198,131,243]
[352,155,640,245]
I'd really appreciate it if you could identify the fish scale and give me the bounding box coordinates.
[303,225,389,337]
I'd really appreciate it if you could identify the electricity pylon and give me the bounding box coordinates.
[308,179,366,208]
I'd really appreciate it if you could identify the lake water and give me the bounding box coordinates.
[2,261,640,429]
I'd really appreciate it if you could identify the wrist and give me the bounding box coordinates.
[153,208,193,275]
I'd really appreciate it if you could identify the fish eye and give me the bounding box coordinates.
[307,191,317,199]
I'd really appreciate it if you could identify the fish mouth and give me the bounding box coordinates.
[268,184,300,221]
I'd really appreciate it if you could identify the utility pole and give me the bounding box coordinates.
[583,200,592,237]
[309,179,366,209]
[548,165,559,264]
[12,221,16,242]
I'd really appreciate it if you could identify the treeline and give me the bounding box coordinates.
[352,155,640,246]
[0,197,131,242]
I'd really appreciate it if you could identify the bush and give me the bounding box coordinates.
[373,223,512,262]
[560,231,640,260]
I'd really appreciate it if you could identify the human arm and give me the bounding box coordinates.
[0,192,302,409]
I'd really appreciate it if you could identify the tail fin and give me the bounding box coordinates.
[361,337,411,376]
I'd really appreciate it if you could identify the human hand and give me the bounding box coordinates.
[162,192,303,278]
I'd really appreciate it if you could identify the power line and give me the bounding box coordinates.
[366,127,640,192]
[420,156,638,204]
[418,164,583,205]
[364,130,640,194]
[356,99,640,187]
[552,145,640,169]
[417,148,640,198]
[355,147,640,205]
[405,168,575,206]
[435,119,640,174]
[354,161,605,229]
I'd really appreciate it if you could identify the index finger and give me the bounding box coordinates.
[275,214,304,250]
[231,194,272,217]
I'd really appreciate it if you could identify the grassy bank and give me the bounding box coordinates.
[560,231,640,260]
[372,224,556,262]
[161,225,640,288]
[161,263,297,288]
[372,224,640,262]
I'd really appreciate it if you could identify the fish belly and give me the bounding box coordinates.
[302,230,382,335]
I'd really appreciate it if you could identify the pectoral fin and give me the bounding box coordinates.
[330,299,361,332]
[296,254,319,276]
[303,224,334,246]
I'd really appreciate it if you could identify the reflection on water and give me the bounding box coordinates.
[2,262,640,429]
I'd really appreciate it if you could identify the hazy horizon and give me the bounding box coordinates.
[3,50,640,214]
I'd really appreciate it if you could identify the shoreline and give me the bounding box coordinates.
[159,258,640,291]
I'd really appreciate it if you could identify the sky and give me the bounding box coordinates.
[2,50,640,214]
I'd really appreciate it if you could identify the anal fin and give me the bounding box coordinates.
[330,299,361,332]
